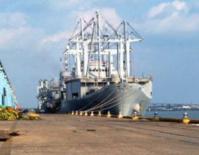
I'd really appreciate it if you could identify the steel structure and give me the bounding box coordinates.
[63,12,143,81]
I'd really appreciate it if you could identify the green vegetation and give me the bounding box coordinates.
[0,107,21,120]
[0,106,40,121]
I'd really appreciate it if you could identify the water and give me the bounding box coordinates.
[145,110,199,120]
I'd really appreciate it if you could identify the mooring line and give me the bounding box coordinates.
[84,89,116,112]
[79,86,109,111]
[87,88,135,112]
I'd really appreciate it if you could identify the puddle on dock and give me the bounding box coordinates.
[0,130,20,142]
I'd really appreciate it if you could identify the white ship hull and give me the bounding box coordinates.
[60,80,152,116]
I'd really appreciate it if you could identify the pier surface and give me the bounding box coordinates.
[0,114,199,155]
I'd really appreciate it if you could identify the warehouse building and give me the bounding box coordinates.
[0,61,17,107]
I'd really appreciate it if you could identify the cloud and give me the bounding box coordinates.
[74,8,121,26]
[41,31,69,44]
[136,0,199,34]
[0,11,63,107]
[0,12,37,46]
[42,7,122,45]
[0,12,27,28]
[0,27,31,46]
[47,0,93,10]
[49,0,80,8]
[148,0,188,18]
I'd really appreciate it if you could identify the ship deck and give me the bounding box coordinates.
[0,114,199,155]
[64,76,152,83]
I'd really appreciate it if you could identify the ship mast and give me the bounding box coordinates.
[96,11,101,78]
[63,12,143,82]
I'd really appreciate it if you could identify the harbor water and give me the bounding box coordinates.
[145,110,199,120]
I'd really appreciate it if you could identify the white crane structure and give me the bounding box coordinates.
[63,12,143,82]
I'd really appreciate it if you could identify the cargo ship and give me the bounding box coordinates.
[0,61,17,107]
[37,12,152,116]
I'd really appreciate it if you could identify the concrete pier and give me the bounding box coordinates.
[0,114,199,155]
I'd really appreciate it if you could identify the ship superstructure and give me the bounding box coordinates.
[38,12,152,116]
[63,12,142,80]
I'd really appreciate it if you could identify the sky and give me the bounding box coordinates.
[0,0,199,107]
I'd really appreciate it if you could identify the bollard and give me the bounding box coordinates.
[80,111,83,116]
[182,112,190,125]
[107,111,111,118]
[132,111,139,121]
[75,111,78,116]
[84,111,88,116]
[71,111,74,115]
[90,111,94,117]
[118,111,123,119]
[153,111,159,121]
[98,111,101,117]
